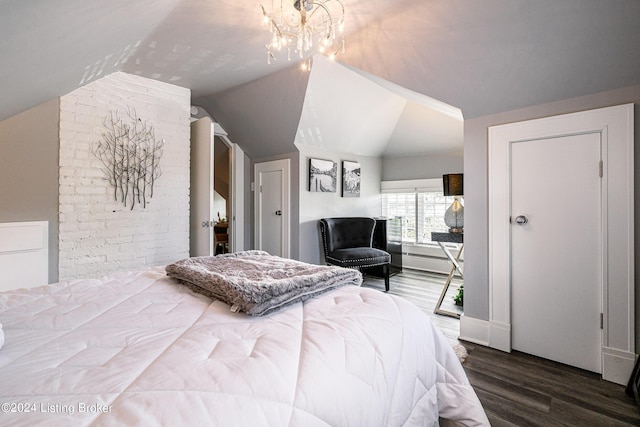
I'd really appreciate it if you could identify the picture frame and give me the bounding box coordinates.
[341,160,361,197]
[309,158,336,192]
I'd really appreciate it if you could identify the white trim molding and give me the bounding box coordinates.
[602,347,637,386]
[487,103,634,385]
[460,316,512,353]
[459,315,489,346]
[380,178,442,193]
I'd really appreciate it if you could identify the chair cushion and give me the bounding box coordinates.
[326,247,391,268]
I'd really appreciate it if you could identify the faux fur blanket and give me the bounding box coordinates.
[166,251,363,316]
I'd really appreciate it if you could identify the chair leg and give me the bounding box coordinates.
[383,264,390,292]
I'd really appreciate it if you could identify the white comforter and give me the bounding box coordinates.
[0,267,488,426]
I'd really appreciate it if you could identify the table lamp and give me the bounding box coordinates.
[443,173,464,233]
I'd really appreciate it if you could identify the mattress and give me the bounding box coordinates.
[0,266,488,426]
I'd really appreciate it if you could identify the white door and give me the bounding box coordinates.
[190,118,243,256]
[254,159,290,257]
[190,118,215,256]
[511,133,602,373]
[230,142,245,252]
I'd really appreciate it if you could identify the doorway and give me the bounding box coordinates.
[487,104,634,384]
[190,117,244,256]
[510,133,602,373]
[254,159,290,258]
[212,136,230,254]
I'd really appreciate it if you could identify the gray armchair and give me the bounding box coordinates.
[319,217,391,291]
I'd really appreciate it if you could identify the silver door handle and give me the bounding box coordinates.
[514,215,528,225]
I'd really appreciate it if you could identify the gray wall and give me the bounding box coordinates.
[463,84,640,346]
[297,145,382,265]
[250,151,301,260]
[198,65,309,256]
[0,98,60,282]
[247,147,383,265]
[382,148,463,181]
[195,64,309,160]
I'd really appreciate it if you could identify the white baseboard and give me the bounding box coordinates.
[459,315,489,346]
[489,320,511,353]
[460,315,511,353]
[461,316,636,386]
[602,346,637,385]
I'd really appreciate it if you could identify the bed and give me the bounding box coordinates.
[0,251,488,426]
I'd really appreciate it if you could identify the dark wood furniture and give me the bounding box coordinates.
[214,222,228,255]
[366,217,403,278]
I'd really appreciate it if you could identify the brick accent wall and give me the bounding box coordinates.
[58,72,190,280]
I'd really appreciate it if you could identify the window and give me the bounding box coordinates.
[381,179,459,244]
[381,193,416,241]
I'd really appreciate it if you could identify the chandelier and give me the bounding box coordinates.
[261,0,345,66]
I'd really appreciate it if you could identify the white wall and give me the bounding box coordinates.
[58,72,191,280]
[297,145,382,264]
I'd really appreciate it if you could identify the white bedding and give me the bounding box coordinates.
[0,266,488,426]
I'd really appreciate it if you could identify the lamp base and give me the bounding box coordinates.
[444,196,464,233]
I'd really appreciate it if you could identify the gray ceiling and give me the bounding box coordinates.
[2,0,639,155]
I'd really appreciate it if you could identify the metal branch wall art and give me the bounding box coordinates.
[93,108,164,210]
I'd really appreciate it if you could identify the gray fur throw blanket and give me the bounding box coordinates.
[166,251,363,316]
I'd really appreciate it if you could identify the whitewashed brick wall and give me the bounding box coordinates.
[58,72,190,280]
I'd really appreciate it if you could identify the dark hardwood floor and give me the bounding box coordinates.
[361,269,640,426]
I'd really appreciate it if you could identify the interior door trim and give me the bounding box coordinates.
[487,104,634,385]
[254,159,291,258]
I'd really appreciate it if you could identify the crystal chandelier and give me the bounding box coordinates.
[261,0,345,66]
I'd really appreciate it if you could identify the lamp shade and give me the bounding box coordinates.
[443,174,463,196]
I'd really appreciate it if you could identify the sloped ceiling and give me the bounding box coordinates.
[340,0,640,118]
[295,55,407,157]
[194,63,310,159]
[0,0,184,120]
[196,55,463,159]
[1,1,639,158]
[295,55,463,158]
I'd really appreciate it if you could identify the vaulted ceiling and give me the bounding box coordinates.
[294,55,463,157]
[2,0,639,158]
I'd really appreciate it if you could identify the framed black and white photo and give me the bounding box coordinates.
[309,158,337,192]
[342,160,361,197]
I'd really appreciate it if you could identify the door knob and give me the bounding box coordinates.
[275,210,282,216]
[514,215,528,225]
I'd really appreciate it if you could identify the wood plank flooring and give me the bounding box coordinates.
[361,269,640,426]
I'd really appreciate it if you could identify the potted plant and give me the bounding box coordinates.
[453,284,463,306]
